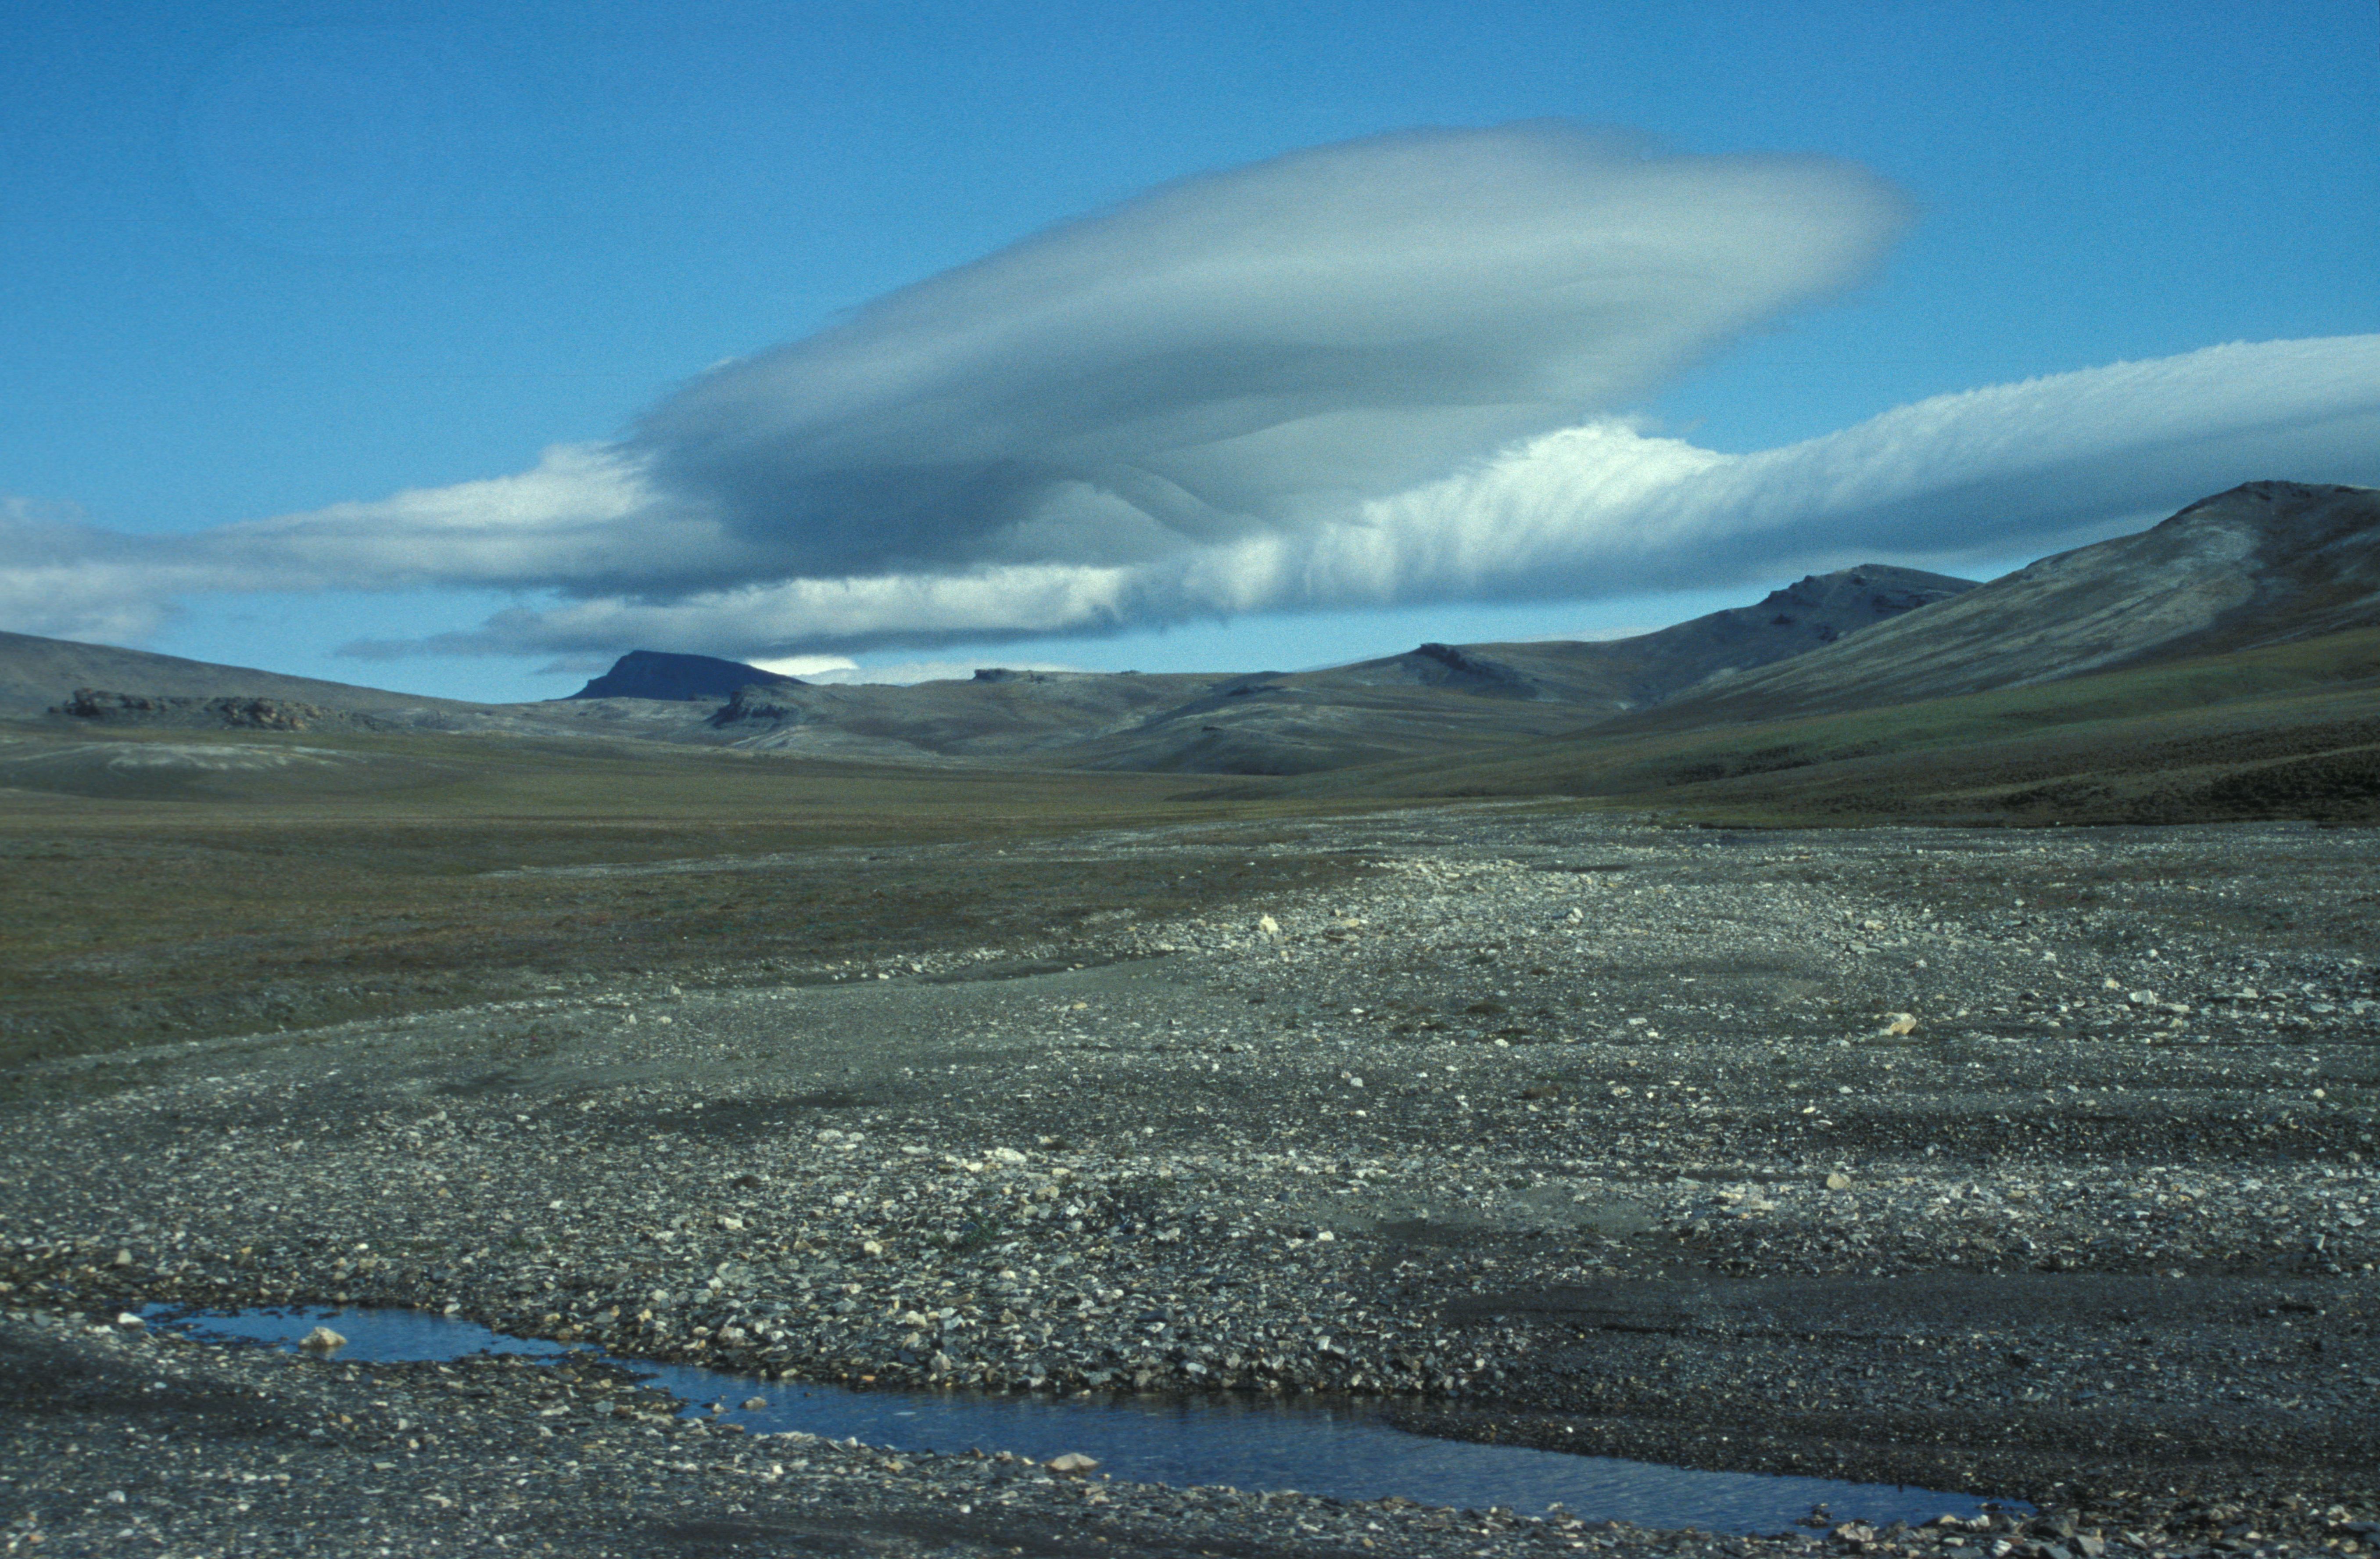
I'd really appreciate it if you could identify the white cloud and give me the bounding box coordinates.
[4,123,2375,664]
[1317,333,2380,602]
[623,123,1907,582]
[796,659,1086,686]
[748,654,860,679]
[0,497,200,643]
[10,337,2378,661]
[341,334,2380,658]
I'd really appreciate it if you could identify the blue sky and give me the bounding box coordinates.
[3,1,2376,699]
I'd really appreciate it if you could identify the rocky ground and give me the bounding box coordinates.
[2,807,2376,1557]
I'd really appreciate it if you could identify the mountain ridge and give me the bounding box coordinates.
[3,481,2375,820]
[0,630,484,720]
[1631,481,2380,730]
[2,561,1972,773]
[14,480,2373,788]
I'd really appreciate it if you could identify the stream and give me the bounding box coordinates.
[150,1305,2021,1535]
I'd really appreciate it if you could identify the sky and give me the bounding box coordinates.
[2,1,2376,700]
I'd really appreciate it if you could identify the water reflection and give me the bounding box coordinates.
[150,1306,2018,1534]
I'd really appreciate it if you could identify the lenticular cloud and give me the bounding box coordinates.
[338,333,2380,661]
[625,123,1910,581]
[7,123,2378,661]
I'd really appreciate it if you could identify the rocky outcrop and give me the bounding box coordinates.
[53,689,334,730]
[708,684,810,727]
[1409,643,1539,698]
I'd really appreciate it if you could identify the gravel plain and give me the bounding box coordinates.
[3,807,2376,1557]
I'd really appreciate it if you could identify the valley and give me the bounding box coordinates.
[1,482,2376,1557]
[2,801,2375,1556]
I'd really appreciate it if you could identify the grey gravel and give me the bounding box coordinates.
[3,808,2376,1556]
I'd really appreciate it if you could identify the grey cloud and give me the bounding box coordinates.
[624,123,1911,581]
[11,336,2379,665]
[353,334,2380,662]
[12,125,2376,667]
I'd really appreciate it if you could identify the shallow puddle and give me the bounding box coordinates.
[150,1305,2019,1534]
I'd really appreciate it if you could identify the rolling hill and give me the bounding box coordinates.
[10,480,2376,821]
[1638,481,2380,730]
[697,564,1975,772]
[3,561,1970,773]
[0,631,484,722]
[1242,482,2380,823]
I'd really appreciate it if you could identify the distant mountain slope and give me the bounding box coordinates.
[1058,564,1975,772]
[1232,624,2380,826]
[703,665,1221,757]
[1301,563,1977,708]
[0,560,1979,772]
[654,564,1971,773]
[567,650,804,701]
[1644,481,2380,728]
[0,630,481,719]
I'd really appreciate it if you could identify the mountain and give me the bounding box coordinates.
[1056,564,1973,772]
[6,481,2373,821]
[0,563,1975,771]
[567,650,805,702]
[1237,482,2380,823]
[1641,482,2380,728]
[699,668,1225,763]
[0,631,482,721]
[697,564,1975,773]
[1246,622,2380,825]
[1280,562,1974,708]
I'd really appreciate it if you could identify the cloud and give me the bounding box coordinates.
[623,123,1909,582]
[748,654,861,679]
[336,334,2380,659]
[5,122,2376,663]
[789,659,1087,686]
[5,124,1909,645]
[1320,332,2380,600]
[0,497,208,644]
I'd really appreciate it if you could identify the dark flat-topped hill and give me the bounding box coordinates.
[566,650,803,702]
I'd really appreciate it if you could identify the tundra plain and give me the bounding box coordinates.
[0,736,2374,1559]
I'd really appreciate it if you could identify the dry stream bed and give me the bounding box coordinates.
[3,809,2376,1556]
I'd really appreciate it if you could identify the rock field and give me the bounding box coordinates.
[2,808,2375,1556]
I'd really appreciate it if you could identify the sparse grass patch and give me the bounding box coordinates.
[0,722,1376,1079]
[1261,627,2380,827]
